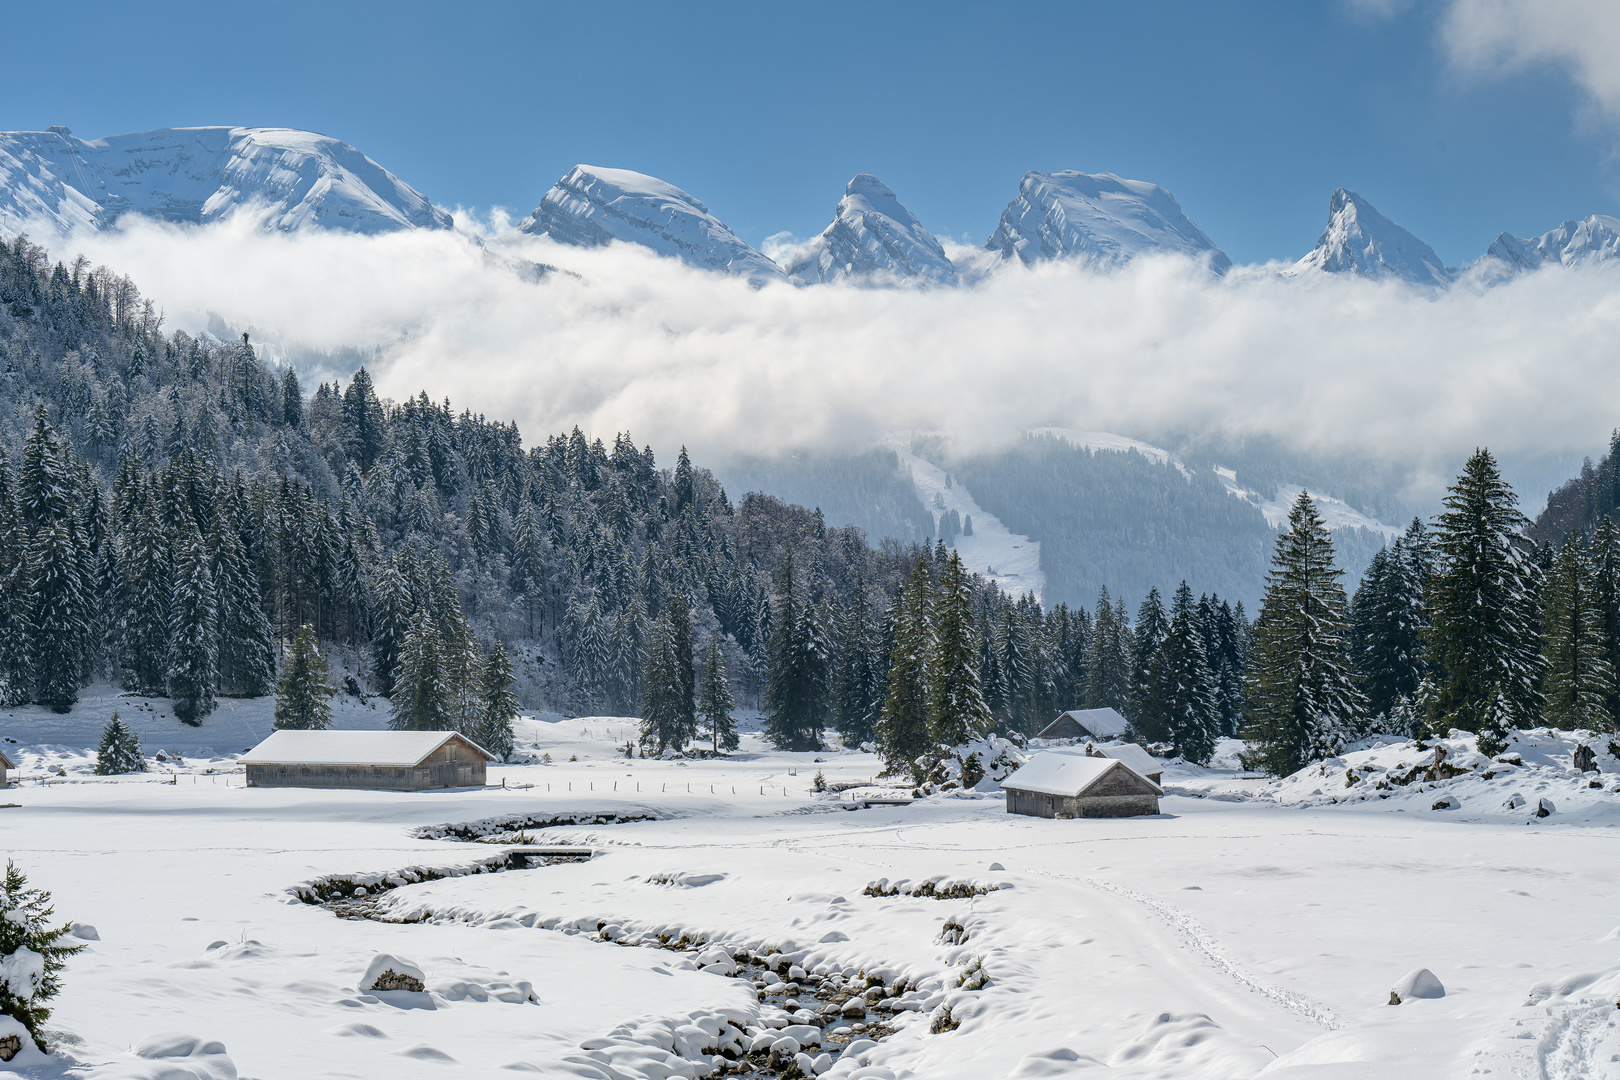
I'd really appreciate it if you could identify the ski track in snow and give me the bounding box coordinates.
[1537,1002,1617,1080]
[1032,869,1346,1032]
[884,433,1044,600]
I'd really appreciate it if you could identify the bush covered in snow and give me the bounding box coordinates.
[0,861,84,1048]
[919,736,1027,794]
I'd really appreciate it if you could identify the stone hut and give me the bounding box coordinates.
[1002,752,1161,819]
[241,731,495,791]
[0,748,12,788]
[1038,707,1128,742]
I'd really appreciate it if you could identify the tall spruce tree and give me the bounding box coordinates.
[1540,532,1613,730]
[166,519,218,724]
[698,636,739,752]
[877,558,934,778]
[1242,492,1367,775]
[929,552,993,746]
[209,512,275,697]
[475,642,519,760]
[1085,588,1131,712]
[1159,582,1220,765]
[1424,449,1544,753]
[762,552,828,751]
[640,602,696,754]
[1350,536,1428,722]
[1128,588,1171,743]
[1588,516,1620,727]
[832,585,881,746]
[275,623,331,730]
[391,611,448,731]
[26,520,87,713]
[119,493,171,695]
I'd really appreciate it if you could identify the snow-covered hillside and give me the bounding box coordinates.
[1481,213,1620,276]
[886,435,1044,599]
[1293,188,1454,286]
[520,165,786,284]
[1030,427,1192,477]
[1213,468,1402,538]
[0,126,451,235]
[983,171,1231,272]
[784,175,957,286]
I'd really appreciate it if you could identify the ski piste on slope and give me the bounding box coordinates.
[884,433,1045,600]
[0,126,450,235]
[1031,428,1401,538]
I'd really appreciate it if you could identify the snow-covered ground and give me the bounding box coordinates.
[3,711,1620,1079]
[885,434,1044,600]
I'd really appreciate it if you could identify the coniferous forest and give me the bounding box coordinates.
[1,234,1617,780]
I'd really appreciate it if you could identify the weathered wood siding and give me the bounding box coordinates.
[1004,765,1160,819]
[245,744,486,791]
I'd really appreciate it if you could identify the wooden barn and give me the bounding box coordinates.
[241,731,495,791]
[0,748,12,788]
[1002,752,1161,819]
[1038,707,1128,742]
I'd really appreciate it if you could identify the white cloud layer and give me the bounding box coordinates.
[1442,0,1620,119]
[28,217,1620,479]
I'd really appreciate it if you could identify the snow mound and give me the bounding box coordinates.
[360,953,426,993]
[1390,968,1444,1003]
[129,1033,238,1080]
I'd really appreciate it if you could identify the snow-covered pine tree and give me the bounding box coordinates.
[0,861,84,1050]
[762,552,828,751]
[876,558,934,779]
[998,605,1036,735]
[1540,532,1613,731]
[639,601,696,754]
[1588,516,1620,726]
[275,623,331,730]
[391,612,447,731]
[1242,492,1367,775]
[1128,588,1171,744]
[25,520,87,713]
[210,512,274,697]
[475,642,519,760]
[119,493,171,695]
[1349,536,1428,723]
[1207,597,1245,735]
[0,454,28,707]
[832,584,879,746]
[1085,587,1131,713]
[929,552,993,747]
[93,712,145,774]
[1159,582,1220,765]
[166,518,217,724]
[1424,449,1544,754]
[698,636,738,752]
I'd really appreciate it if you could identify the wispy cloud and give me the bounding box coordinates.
[1441,0,1620,122]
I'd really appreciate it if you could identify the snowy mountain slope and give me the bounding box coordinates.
[783,174,957,285]
[520,164,786,283]
[984,171,1231,272]
[1213,467,1402,537]
[1030,427,1192,478]
[0,126,451,234]
[1480,214,1620,275]
[1292,188,1454,286]
[885,434,1044,599]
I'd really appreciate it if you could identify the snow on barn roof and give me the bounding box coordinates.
[240,730,494,767]
[1083,742,1160,778]
[1001,752,1162,797]
[1055,708,1127,738]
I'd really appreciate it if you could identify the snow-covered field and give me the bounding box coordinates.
[4,706,1620,1079]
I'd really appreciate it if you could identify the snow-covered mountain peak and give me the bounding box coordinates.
[984,170,1230,273]
[1481,214,1620,275]
[784,174,957,285]
[0,126,450,235]
[1293,188,1453,286]
[519,164,785,284]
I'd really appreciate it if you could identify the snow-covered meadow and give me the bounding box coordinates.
[3,704,1619,1079]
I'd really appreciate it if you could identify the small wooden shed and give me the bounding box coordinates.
[1002,752,1161,819]
[241,731,495,791]
[1038,707,1128,741]
[0,748,13,789]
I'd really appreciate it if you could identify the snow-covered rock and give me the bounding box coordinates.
[984,170,1230,272]
[1479,214,1620,277]
[785,175,957,285]
[360,953,426,992]
[520,164,785,284]
[1390,967,1444,1003]
[0,126,450,235]
[1292,188,1454,287]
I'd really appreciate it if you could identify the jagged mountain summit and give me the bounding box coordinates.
[1481,214,1620,275]
[520,164,785,283]
[1293,188,1453,286]
[0,126,450,235]
[784,174,957,285]
[983,171,1231,272]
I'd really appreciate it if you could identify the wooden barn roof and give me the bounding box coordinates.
[240,730,495,767]
[1002,752,1162,797]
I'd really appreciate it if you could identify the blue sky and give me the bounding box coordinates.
[7,1,1615,264]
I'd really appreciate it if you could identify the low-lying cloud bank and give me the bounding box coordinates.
[23,216,1620,483]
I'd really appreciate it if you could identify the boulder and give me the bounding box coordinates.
[360,953,426,993]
